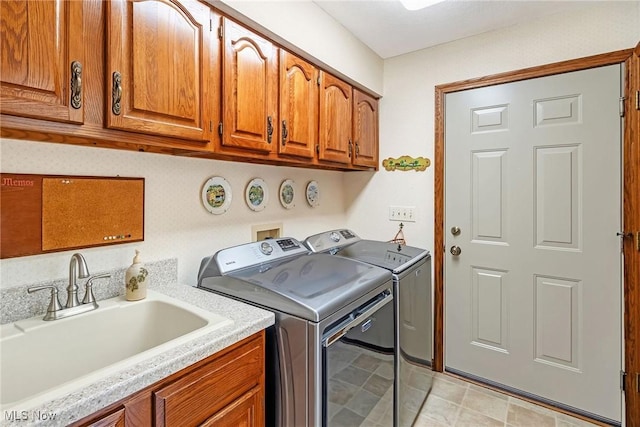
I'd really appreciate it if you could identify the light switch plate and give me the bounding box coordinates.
[389,206,416,222]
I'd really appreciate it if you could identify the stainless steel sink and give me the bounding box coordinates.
[0,290,232,408]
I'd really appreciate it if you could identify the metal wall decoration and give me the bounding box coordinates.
[382,156,431,172]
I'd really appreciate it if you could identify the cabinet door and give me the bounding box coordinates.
[222,18,278,154]
[278,51,317,159]
[201,387,263,427]
[154,332,264,426]
[352,89,379,169]
[84,408,125,427]
[0,0,84,123]
[106,0,215,142]
[318,72,352,164]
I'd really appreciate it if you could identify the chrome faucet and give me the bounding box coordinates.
[28,253,111,321]
[67,253,90,308]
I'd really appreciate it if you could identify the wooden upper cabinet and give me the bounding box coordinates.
[0,0,84,124]
[221,18,278,154]
[352,89,379,169]
[318,72,352,165]
[278,51,318,159]
[106,0,215,142]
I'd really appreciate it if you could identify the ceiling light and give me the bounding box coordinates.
[400,0,445,11]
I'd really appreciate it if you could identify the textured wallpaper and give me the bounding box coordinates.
[0,139,349,287]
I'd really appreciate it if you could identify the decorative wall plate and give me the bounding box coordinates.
[279,179,296,209]
[201,176,232,215]
[245,178,269,211]
[305,180,320,207]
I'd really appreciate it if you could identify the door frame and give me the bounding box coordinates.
[433,44,640,424]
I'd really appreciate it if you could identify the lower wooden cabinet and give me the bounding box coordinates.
[72,331,265,427]
[201,387,262,427]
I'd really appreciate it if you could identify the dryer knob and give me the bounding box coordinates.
[260,241,274,255]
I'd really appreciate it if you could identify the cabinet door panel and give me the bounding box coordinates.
[106,0,213,142]
[279,51,317,159]
[84,408,125,427]
[222,18,277,153]
[202,387,263,427]
[353,89,379,168]
[154,333,264,426]
[319,72,352,164]
[0,0,84,123]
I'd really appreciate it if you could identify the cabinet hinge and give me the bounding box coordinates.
[316,144,320,154]
[218,21,223,40]
[621,370,627,391]
[218,122,223,136]
[636,90,640,111]
[317,76,320,86]
[619,97,625,117]
[209,121,213,132]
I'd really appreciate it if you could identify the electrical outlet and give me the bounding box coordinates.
[388,206,416,222]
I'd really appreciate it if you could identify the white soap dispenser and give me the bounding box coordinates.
[125,249,149,301]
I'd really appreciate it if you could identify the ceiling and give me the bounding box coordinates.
[312,0,601,59]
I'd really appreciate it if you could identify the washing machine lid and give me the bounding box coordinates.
[198,239,392,322]
[338,240,430,274]
[304,229,430,274]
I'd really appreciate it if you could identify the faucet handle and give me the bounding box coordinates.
[82,273,111,305]
[28,285,63,321]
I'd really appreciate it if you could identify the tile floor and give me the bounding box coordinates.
[410,373,601,427]
[327,338,601,427]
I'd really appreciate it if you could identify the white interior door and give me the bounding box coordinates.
[444,65,622,422]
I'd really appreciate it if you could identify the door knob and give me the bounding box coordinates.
[450,246,462,256]
[451,226,461,236]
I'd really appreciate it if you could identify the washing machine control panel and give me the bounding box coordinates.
[214,237,308,273]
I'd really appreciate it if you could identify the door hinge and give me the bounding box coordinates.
[210,18,212,32]
[619,97,625,117]
[621,370,627,391]
[636,90,640,111]
[218,122,223,136]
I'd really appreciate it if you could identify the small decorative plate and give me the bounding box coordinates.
[279,179,295,209]
[245,178,269,211]
[305,180,320,207]
[201,176,232,215]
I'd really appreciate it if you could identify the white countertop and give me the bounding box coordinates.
[0,283,274,426]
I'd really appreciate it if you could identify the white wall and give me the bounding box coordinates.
[0,139,348,287]
[346,1,640,253]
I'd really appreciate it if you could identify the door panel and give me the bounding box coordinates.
[318,72,352,164]
[0,0,84,123]
[222,18,277,153]
[279,51,318,159]
[106,0,213,141]
[445,65,622,422]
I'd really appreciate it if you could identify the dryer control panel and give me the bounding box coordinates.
[304,229,361,253]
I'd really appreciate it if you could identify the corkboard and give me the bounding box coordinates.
[42,177,144,251]
[0,173,144,258]
[1,174,43,258]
